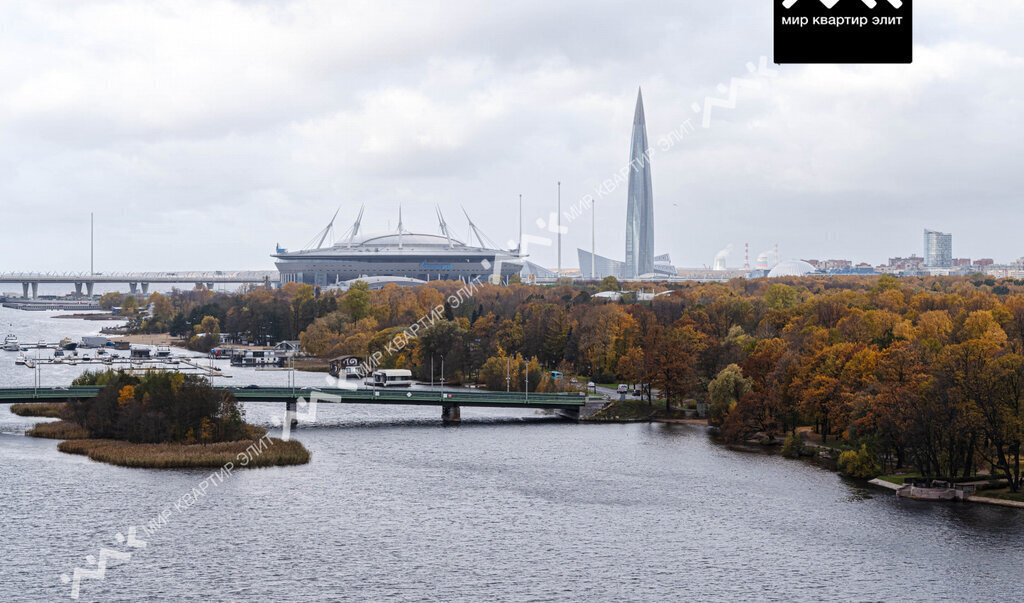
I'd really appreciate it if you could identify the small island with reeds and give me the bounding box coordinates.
[21,370,309,469]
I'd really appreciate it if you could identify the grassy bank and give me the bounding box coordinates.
[977,490,1024,503]
[57,437,310,469]
[10,402,66,418]
[25,417,310,469]
[26,420,91,439]
[877,474,921,485]
[291,358,330,373]
[588,398,692,421]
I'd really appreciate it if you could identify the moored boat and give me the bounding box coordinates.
[3,334,19,351]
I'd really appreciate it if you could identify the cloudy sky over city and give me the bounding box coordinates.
[1,0,1022,273]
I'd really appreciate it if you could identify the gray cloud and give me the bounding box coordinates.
[0,0,1021,276]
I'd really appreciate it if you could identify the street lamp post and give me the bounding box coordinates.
[524,362,529,402]
[440,354,445,401]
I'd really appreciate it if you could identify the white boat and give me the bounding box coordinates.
[3,334,19,351]
[365,369,414,387]
[15,352,26,365]
[36,340,46,348]
[155,345,172,357]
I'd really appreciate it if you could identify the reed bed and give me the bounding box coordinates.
[56,437,311,469]
[10,402,67,418]
[26,420,90,439]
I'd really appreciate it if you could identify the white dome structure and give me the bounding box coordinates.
[767,260,816,278]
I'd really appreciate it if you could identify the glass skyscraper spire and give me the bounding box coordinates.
[625,88,654,278]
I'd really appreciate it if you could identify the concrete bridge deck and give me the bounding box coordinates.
[0,386,587,422]
[0,271,278,297]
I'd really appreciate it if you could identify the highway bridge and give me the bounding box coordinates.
[0,386,588,423]
[0,271,278,298]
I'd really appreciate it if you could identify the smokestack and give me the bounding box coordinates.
[713,244,734,271]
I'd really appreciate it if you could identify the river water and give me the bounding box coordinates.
[2,306,1024,601]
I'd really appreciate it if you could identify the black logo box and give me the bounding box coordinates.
[774,0,912,64]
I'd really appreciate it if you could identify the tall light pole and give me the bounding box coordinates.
[506,357,510,392]
[591,198,596,280]
[440,354,445,401]
[524,360,529,402]
[518,194,523,255]
[556,182,562,278]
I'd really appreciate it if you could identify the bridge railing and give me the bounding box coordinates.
[0,386,585,406]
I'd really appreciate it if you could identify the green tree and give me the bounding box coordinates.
[708,364,752,427]
[121,295,139,314]
[148,292,174,329]
[599,276,620,292]
[98,291,125,309]
[764,284,798,310]
[342,281,372,321]
[838,445,881,480]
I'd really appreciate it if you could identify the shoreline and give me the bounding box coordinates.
[868,477,1024,510]
[16,403,310,469]
[53,312,122,320]
[111,333,184,346]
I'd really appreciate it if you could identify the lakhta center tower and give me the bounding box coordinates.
[624,88,654,278]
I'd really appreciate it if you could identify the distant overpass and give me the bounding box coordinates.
[0,271,279,298]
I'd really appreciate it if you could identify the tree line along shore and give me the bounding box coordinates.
[96,274,1024,498]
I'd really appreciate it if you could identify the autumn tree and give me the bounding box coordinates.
[708,364,751,427]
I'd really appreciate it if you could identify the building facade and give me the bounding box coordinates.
[924,229,953,267]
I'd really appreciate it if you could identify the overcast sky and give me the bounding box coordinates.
[2,0,1022,273]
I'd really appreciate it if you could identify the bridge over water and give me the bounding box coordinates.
[0,271,278,298]
[0,386,588,423]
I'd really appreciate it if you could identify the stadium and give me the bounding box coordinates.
[273,207,524,286]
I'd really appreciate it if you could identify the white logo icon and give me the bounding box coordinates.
[783,0,902,8]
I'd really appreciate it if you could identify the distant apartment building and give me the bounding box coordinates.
[924,229,953,267]
[819,259,853,272]
[886,255,925,271]
[983,258,1024,279]
[953,258,972,267]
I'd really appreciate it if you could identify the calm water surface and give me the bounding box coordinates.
[2,307,1023,602]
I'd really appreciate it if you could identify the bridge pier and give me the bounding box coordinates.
[129,282,137,295]
[31,282,38,298]
[442,405,461,425]
[74,282,83,298]
[86,282,94,297]
[285,399,298,428]
[556,407,581,421]
[205,282,214,291]
[22,282,29,299]
[141,282,149,295]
